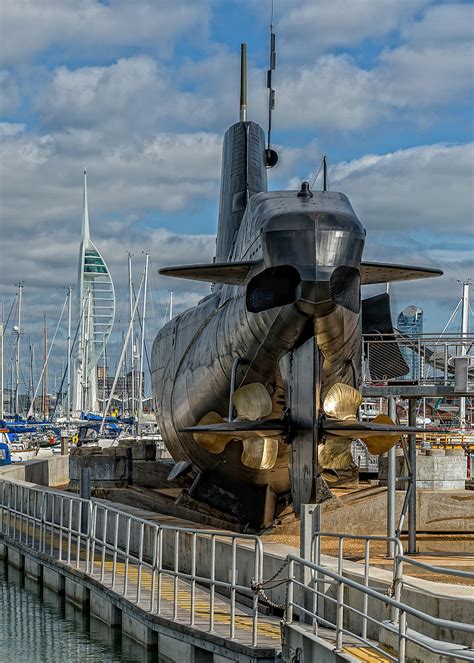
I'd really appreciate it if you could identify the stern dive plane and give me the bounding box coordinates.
[151,40,442,529]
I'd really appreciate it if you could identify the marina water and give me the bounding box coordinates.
[0,561,164,662]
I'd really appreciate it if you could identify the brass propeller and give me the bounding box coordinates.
[232,382,273,420]
[193,411,231,454]
[363,414,401,455]
[192,383,280,471]
[323,383,363,420]
[321,382,399,470]
[241,437,279,470]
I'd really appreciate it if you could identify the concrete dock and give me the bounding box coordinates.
[1,459,473,662]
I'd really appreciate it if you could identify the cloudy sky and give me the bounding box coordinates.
[0,0,473,396]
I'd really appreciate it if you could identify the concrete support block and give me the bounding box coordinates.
[25,556,43,581]
[42,586,64,611]
[65,577,90,609]
[90,615,122,650]
[0,542,6,559]
[193,647,213,662]
[90,590,122,626]
[122,612,157,649]
[24,575,42,595]
[7,547,24,571]
[158,632,192,660]
[43,566,65,594]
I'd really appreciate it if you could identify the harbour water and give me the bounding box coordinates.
[0,562,161,663]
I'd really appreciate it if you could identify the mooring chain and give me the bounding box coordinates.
[250,556,290,610]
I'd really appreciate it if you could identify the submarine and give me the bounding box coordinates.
[151,39,442,528]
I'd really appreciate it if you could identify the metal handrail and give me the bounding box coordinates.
[286,554,474,663]
[0,480,264,647]
[311,532,404,634]
[362,333,474,385]
[398,555,474,580]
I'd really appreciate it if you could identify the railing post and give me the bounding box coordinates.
[173,530,179,620]
[209,535,216,633]
[398,610,407,662]
[80,467,91,536]
[392,543,404,625]
[335,578,344,652]
[300,503,320,623]
[287,559,294,623]
[156,528,163,615]
[408,399,417,554]
[190,533,196,626]
[387,397,397,558]
[362,540,370,640]
[230,537,237,639]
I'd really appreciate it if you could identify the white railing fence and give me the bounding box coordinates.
[0,481,263,647]
[2,481,473,659]
[286,553,474,662]
[362,333,474,385]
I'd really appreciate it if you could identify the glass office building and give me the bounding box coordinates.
[397,305,423,380]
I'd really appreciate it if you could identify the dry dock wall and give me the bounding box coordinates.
[320,487,474,535]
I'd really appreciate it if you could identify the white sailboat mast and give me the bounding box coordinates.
[138,252,149,423]
[14,282,23,415]
[66,286,72,419]
[128,253,135,417]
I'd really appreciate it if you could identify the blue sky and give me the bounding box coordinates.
[0,0,473,397]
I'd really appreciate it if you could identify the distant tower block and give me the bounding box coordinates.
[73,169,115,414]
[397,305,423,380]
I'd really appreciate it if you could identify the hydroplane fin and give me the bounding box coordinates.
[361,262,443,285]
[159,261,256,285]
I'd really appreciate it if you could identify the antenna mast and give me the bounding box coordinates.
[265,2,278,168]
[239,43,247,122]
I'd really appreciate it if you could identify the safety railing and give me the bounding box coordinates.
[0,481,264,647]
[0,480,93,568]
[417,432,474,448]
[285,553,474,662]
[89,501,264,645]
[398,554,474,584]
[362,333,474,385]
[311,533,404,635]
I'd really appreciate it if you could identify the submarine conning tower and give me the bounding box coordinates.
[215,42,269,262]
[215,122,268,263]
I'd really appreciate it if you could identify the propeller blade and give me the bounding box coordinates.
[191,412,232,454]
[232,383,273,421]
[361,414,400,455]
[241,437,279,470]
[323,383,363,420]
[318,437,354,470]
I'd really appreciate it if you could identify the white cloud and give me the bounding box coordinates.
[279,0,430,55]
[0,0,210,65]
[0,70,20,115]
[0,121,25,137]
[270,1,474,131]
[0,127,222,236]
[401,2,474,46]
[329,142,474,234]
